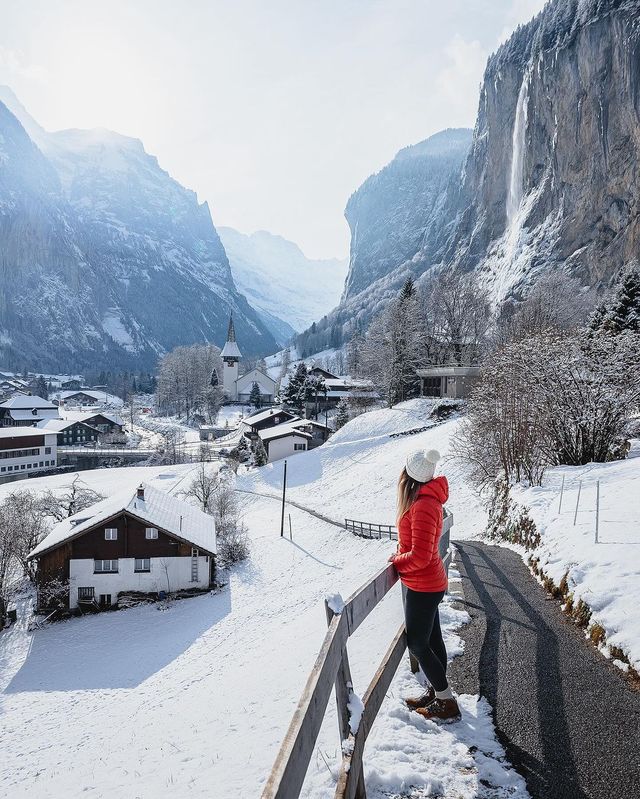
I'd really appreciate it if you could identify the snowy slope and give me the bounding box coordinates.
[239,398,486,537]
[512,442,640,672]
[219,227,347,342]
[0,407,523,799]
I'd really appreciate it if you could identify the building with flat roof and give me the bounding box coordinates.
[416,366,480,400]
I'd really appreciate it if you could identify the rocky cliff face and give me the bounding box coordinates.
[443,0,640,300]
[299,0,640,355]
[0,89,276,371]
[343,128,472,301]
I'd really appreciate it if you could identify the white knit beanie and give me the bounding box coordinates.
[405,449,441,483]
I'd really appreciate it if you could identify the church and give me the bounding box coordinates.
[220,316,277,404]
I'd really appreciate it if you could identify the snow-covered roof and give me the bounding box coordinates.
[0,427,55,439]
[56,389,124,406]
[244,407,297,426]
[36,418,97,433]
[288,418,331,431]
[258,423,312,442]
[6,410,48,420]
[0,394,56,409]
[220,340,242,359]
[61,410,123,426]
[29,482,216,559]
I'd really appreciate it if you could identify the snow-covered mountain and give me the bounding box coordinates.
[218,226,347,345]
[299,0,640,355]
[0,87,276,371]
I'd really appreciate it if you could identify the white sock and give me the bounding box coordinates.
[435,686,454,700]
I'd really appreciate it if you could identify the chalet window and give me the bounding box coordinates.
[134,558,151,572]
[78,587,95,601]
[45,447,51,454]
[145,527,158,539]
[104,528,118,540]
[94,559,118,573]
[294,443,306,451]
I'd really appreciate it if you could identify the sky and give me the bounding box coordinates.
[0,0,545,259]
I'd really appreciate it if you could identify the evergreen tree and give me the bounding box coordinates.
[591,265,640,335]
[335,399,349,430]
[249,381,262,409]
[608,266,640,333]
[252,438,268,467]
[282,363,308,411]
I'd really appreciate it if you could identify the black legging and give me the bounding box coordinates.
[402,586,448,691]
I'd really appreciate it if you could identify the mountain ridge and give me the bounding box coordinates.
[0,87,276,371]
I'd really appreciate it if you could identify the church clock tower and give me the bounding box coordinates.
[220,314,242,400]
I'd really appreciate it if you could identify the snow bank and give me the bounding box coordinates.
[513,442,640,671]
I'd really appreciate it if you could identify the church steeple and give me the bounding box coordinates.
[226,314,237,343]
[220,314,242,400]
[220,314,242,361]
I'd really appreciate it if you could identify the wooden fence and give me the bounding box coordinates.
[261,511,454,799]
[344,519,397,540]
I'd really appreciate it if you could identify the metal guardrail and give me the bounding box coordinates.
[262,513,453,799]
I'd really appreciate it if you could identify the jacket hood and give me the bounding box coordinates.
[417,475,449,505]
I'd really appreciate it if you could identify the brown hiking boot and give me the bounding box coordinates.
[415,697,461,722]
[405,686,436,710]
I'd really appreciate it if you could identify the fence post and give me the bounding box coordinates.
[324,601,367,799]
[558,474,565,513]
[573,481,582,526]
[595,479,600,544]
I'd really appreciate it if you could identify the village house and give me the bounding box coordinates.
[221,316,277,405]
[242,406,298,439]
[416,365,480,400]
[0,394,60,427]
[60,378,83,391]
[0,427,57,479]
[54,389,124,408]
[287,418,332,448]
[258,424,312,462]
[29,483,217,611]
[61,410,125,438]
[37,418,100,447]
[305,366,377,411]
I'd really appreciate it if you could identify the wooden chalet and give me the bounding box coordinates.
[29,483,217,611]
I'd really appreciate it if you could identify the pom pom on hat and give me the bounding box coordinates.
[405,449,441,483]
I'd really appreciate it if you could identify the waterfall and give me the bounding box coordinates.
[506,69,530,227]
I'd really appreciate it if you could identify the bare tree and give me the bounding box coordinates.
[425,272,492,364]
[4,491,50,580]
[39,476,106,522]
[496,272,596,346]
[181,464,219,513]
[156,344,224,421]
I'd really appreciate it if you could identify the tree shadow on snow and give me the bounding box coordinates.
[4,588,231,693]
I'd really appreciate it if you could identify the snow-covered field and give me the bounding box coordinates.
[0,404,526,799]
[513,441,640,672]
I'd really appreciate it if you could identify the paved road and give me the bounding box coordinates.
[449,541,640,799]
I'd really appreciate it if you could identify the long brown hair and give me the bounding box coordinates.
[397,467,422,525]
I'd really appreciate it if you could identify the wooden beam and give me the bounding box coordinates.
[261,612,349,799]
[342,563,399,637]
[335,624,408,799]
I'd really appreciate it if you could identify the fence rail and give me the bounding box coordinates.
[262,512,453,799]
[345,519,397,540]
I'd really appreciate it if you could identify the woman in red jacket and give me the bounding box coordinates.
[389,448,461,722]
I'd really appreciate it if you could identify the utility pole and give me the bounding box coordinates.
[280,459,287,537]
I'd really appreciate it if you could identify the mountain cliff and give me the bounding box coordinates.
[218,226,347,345]
[0,88,276,371]
[299,0,640,355]
[343,128,472,300]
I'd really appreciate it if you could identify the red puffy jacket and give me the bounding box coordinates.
[392,475,449,592]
